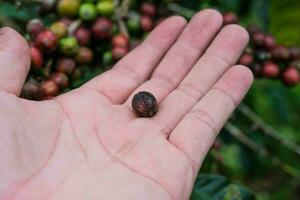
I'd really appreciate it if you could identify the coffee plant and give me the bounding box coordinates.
[1,0,300,199]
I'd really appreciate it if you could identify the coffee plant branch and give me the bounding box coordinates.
[114,0,132,36]
[225,122,300,177]
[238,104,300,156]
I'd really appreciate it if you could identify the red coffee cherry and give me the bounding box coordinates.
[27,19,45,39]
[140,2,156,17]
[289,47,300,60]
[140,15,154,32]
[41,80,59,97]
[75,27,91,45]
[112,34,129,48]
[252,32,265,47]
[30,46,44,70]
[222,12,238,25]
[282,67,300,86]
[264,34,276,50]
[50,72,69,89]
[262,61,280,78]
[238,52,254,67]
[75,47,93,64]
[56,58,76,75]
[112,46,128,60]
[271,45,290,61]
[35,30,58,53]
[92,17,113,39]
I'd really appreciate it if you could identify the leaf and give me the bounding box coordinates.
[269,0,300,45]
[191,174,255,200]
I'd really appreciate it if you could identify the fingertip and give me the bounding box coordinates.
[233,65,254,86]
[192,9,223,27]
[222,24,250,45]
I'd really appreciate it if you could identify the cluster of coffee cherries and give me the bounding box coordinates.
[223,12,300,87]
[21,0,159,100]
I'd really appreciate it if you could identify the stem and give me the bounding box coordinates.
[114,0,132,36]
[68,19,82,36]
[225,122,300,177]
[167,3,196,19]
[238,103,300,156]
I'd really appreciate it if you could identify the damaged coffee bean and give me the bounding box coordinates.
[132,91,158,117]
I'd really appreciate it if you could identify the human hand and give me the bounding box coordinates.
[0,9,253,200]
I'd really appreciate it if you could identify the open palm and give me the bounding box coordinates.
[0,10,253,200]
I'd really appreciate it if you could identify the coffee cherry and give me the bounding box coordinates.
[75,27,91,45]
[39,0,56,15]
[140,15,153,32]
[289,47,300,60]
[272,45,290,61]
[112,34,129,48]
[222,12,238,25]
[252,32,265,47]
[57,0,80,18]
[238,52,253,67]
[282,67,300,86]
[112,46,128,60]
[30,46,44,70]
[132,91,158,117]
[56,58,76,75]
[59,17,73,26]
[92,17,113,39]
[75,47,93,64]
[140,2,156,17]
[27,19,45,39]
[249,63,263,78]
[50,72,69,89]
[21,81,41,100]
[50,22,68,39]
[247,24,261,36]
[79,3,97,21]
[59,37,79,56]
[262,61,280,78]
[71,68,83,81]
[97,1,114,16]
[102,51,113,66]
[127,17,141,34]
[263,34,276,50]
[41,80,59,97]
[212,139,222,151]
[35,30,58,53]
[255,49,271,62]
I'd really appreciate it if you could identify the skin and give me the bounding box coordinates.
[0,10,253,200]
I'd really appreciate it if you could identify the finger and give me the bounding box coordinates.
[0,27,30,95]
[154,25,249,129]
[169,66,253,171]
[83,16,187,104]
[124,9,223,107]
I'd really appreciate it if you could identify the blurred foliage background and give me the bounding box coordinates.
[0,0,300,199]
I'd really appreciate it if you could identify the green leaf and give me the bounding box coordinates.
[191,174,255,200]
[269,0,300,45]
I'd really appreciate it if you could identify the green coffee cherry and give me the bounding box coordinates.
[127,18,140,34]
[57,0,80,18]
[59,37,79,56]
[50,22,68,39]
[102,51,113,66]
[97,1,114,16]
[79,3,97,21]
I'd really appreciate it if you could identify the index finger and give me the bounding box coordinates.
[83,16,186,104]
